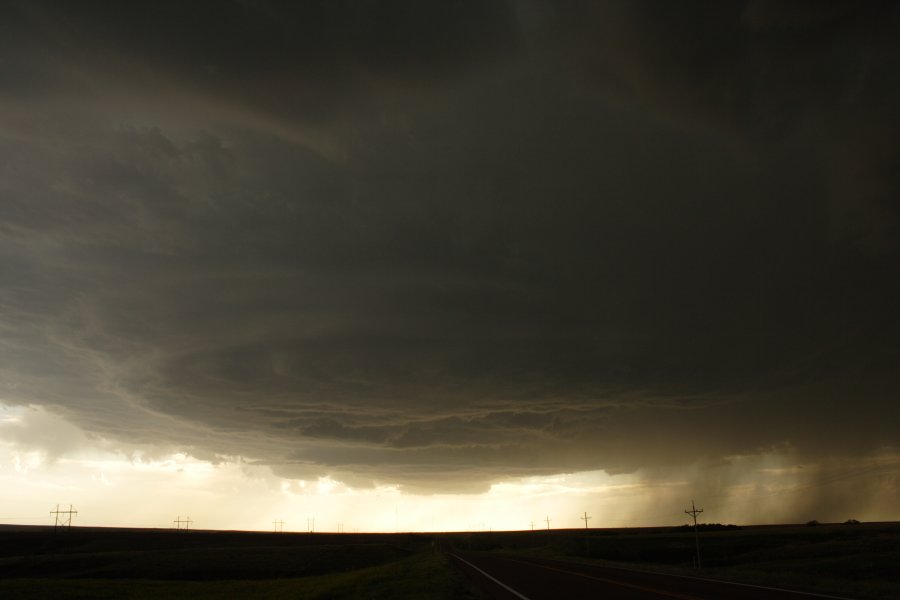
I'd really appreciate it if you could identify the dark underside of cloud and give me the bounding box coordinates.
[1,0,898,491]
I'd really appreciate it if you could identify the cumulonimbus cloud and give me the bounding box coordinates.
[0,1,897,492]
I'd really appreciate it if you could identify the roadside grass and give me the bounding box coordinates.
[0,551,483,600]
[699,556,900,600]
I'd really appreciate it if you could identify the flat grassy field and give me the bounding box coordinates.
[1,523,897,599]
[0,527,484,599]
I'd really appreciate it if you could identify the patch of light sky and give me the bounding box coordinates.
[2,404,897,531]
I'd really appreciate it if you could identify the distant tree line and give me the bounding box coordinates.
[674,523,741,532]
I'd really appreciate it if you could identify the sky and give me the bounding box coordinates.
[1,0,898,532]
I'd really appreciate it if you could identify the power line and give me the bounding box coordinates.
[50,504,77,532]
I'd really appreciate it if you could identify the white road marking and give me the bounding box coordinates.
[450,553,533,600]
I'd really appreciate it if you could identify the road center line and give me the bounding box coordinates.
[450,553,533,600]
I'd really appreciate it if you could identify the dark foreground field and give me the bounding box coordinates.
[0,522,897,599]
[0,526,480,599]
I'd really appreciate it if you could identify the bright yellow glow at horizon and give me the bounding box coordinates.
[1,405,898,532]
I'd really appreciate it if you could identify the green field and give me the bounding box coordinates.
[1,523,898,599]
[0,528,483,599]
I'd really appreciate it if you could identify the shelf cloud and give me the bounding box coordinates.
[1,0,897,500]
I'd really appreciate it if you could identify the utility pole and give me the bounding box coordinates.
[684,499,703,568]
[530,520,535,531]
[173,516,192,531]
[581,511,592,529]
[273,519,284,533]
[50,504,77,532]
[544,515,551,530]
[307,517,315,533]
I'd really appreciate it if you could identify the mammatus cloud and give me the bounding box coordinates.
[0,1,897,498]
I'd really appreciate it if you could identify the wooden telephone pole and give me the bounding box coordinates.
[684,500,703,568]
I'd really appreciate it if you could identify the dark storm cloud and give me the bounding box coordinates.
[2,0,520,142]
[1,1,898,492]
[556,0,900,250]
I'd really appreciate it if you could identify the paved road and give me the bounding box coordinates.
[449,552,854,600]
